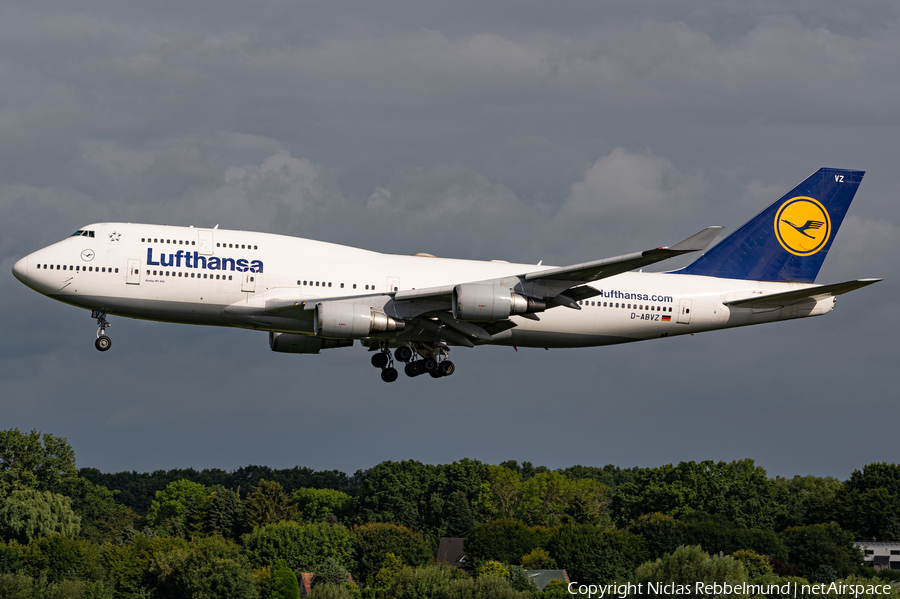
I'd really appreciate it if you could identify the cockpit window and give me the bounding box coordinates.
[70,230,95,238]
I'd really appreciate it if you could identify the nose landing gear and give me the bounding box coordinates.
[92,310,112,352]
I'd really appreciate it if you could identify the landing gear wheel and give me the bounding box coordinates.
[381,367,399,383]
[394,346,413,363]
[95,336,112,352]
[371,352,389,368]
[439,360,455,376]
[423,357,438,372]
[406,360,424,377]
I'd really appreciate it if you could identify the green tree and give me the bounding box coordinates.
[60,477,137,543]
[270,559,300,599]
[202,485,245,539]
[19,534,105,583]
[547,524,647,584]
[0,488,81,543]
[0,543,23,574]
[150,536,258,599]
[102,533,187,599]
[311,557,351,588]
[826,487,900,540]
[612,459,781,529]
[731,549,773,579]
[520,547,556,569]
[244,521,354,573]
[773,475,842,530]
[779,522,862,580]
[846,463,900,496]
[294,488,352,524]
[628,513,684,560]
[465,519,547,566]
[353,460,436,530]
[145,479,210,537]
[353,522,432,575]
[0,429,78,495]
[635,544,748,598]
[244,481,298,529]
[380,563,465,599]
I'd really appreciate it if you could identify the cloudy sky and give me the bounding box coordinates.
[2,0,898,480]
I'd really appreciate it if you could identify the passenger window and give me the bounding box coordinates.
[316,281,319,286]
[192,241,195,245]
[394,287,398,292]
[250,277,254,282]
[365,285,369,290]
[328,282,332,287]
[254,245,257,250]
[115,268,119,273]
[191,273,195,278]
[340,283,344,288]
[228,275,232,280]
[353,284,357,289]
[146,270,150,275]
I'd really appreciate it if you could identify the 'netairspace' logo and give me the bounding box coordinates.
[774,196,831,257]
[146,248,264,273]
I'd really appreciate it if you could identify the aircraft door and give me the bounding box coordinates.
[126,259,141,285]
[241,273,256,293]
[677,299,692,324]
[386,276,400,293]
[198,230,214,255]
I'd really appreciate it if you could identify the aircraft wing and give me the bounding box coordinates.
[723,278,882,309]
[523,226,723,283]
[394,226,722,303]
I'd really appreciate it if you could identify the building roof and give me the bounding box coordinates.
[527,569,570,591]
[437,537,467,567]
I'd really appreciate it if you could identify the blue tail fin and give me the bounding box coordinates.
[675,168,864,283]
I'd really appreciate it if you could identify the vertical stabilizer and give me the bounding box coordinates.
[675,168,863,283]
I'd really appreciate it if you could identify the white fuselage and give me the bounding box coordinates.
[13,223,835,348]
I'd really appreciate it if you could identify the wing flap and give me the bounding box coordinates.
[724,278,882,309]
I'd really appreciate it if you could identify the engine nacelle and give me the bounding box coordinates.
[314,302,403,339]
[269,332,353,354]
[452,285,546,321]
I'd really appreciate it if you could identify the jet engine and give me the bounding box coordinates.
[452,284,546,321]
[269,332,353,354]
[314,302,404,339]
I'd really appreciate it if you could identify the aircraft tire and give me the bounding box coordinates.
[423,357,438,372]
[381,367,399,383]
[371,353,389,368]
[407,360,424,377]
[95,336,112,352]
[395,346,413,362]
[439,361,455,376]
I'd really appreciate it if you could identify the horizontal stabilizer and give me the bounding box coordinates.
[724,278,882,309]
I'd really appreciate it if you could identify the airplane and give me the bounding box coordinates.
[12,167,881,383]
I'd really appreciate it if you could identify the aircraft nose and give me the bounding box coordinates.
[12,256,28,284]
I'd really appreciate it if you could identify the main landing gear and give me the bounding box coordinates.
[92,310,112,352]
[371,343,455,382]
[371,347,399,383]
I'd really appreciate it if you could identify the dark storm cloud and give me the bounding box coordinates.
[1,0,898,478]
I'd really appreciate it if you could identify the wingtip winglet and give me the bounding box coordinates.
[667,226,724,252]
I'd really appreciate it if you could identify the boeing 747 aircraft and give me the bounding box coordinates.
[12,168,881,382]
